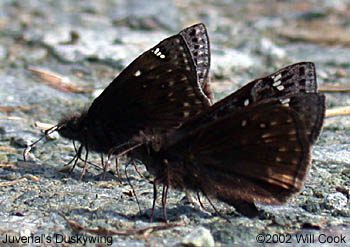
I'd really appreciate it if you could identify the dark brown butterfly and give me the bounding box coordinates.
[137,62,325,219]
[24,23,213,174]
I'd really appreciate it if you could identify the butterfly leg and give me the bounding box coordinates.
[100,154,107,179]
[124,163,142,217]
[150,178,159,222]
[183,190,202,210]
[78,145,89,180]
[201,189,231,222]
[69,144,83,172]
[196,192,206,210]
[131,160,146,179]
[115,157,122,182]
[161,184,169,223]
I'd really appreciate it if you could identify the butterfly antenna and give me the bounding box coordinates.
[125,161,142,217]
[23,125,59,162]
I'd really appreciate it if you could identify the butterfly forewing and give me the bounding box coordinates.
[113,66,209,128]
[79,24,212,152]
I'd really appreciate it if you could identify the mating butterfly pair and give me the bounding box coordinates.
[29,23,325,218]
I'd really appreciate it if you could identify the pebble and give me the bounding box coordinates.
[324,192,348,210]
[182,227,215,247]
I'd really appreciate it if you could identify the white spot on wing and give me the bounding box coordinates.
[244,99,249,106]
[134,70,141,77]
[277,85,285,91]
[273,80,281,87]
[281,98,290,106]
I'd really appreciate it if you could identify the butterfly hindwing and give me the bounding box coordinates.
[163,99,311,206]
[287,93,325,144]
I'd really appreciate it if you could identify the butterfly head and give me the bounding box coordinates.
[23,111,90,162]
[57,111,89,143]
